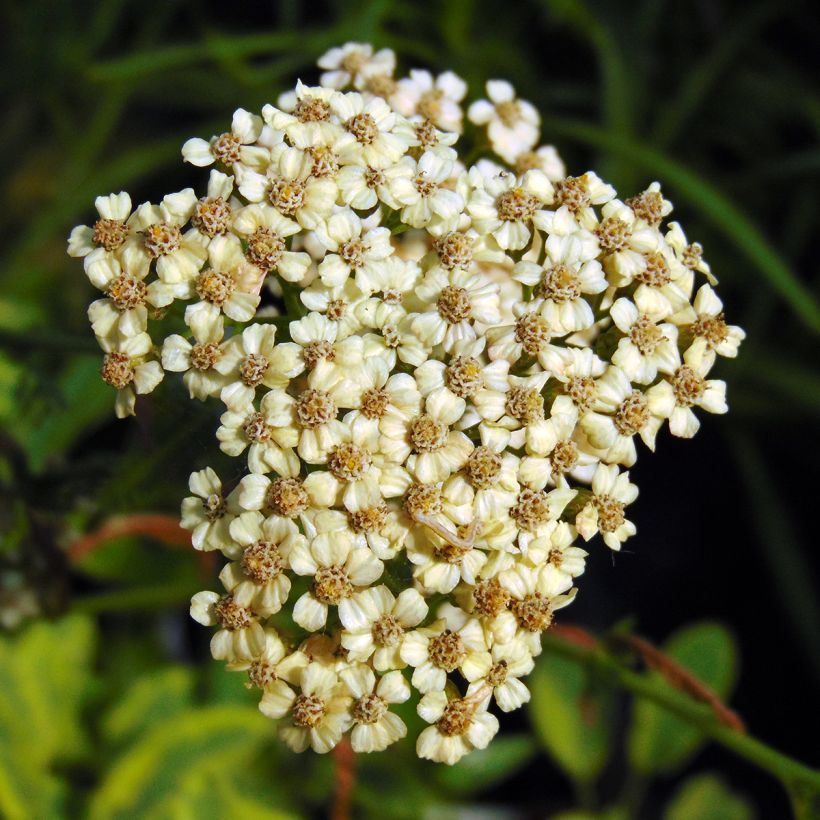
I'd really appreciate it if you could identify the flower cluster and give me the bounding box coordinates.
[68,42,744,764]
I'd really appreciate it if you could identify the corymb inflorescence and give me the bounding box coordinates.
[68,42,744,764]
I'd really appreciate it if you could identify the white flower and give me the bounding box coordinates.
[227,629,307,690]
[289,530,384,630]
[340,585,428,670]
[466,638,534,712]
[122,189,208,283]
[318,43,396,90]
[341,664,410,752]
[410,267,500,353]
[239,146,337,230]
[330,92,409,168]
[575,463,639,550]
[218,512,304,614]
[216,392,300,476]
[513,144,566,181]
[468,80,540,164]
[232,203,312,283]
[182,108,266,169]
[610,297,680,384]
[381,388,474,484]
[314,208,394,287]
[261,662,352,753]
[161,312,229,401]
[186,235,262,325]
[391,70,467,133]
[386,151,464,230]
[180,467,240,553]
[468,169,552,251]
[416,689,499,764]
[666,220,716,285]
[580,366,674,467]
[684,284,745,366]
[68,192,133,259]
[400,609,491,693]
[190,590,266,662]
[85,254,175,342]
[663,340,728,438]
[98,331,163,418]
[215,323,300,409]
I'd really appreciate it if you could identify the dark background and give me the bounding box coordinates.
[1,0,818,817]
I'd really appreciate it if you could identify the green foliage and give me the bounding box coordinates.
[627,623,738,775]
[529,653,616,782]
[434,735,537,795]
[0,616,95,818]
[665,773,754,820]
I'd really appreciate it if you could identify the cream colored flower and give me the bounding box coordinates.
[190,589,266,662]
[610,297,680,384]
[214,515,298,615]
[314,208,394,287]
[98,331,163,418]
[663,339,728,438]
[391,70,467,133]
[416,688,499,765]
[410,266,500,353]
[575,463,639,550]
[466,638,534,712]
[289,530,384,630]
[340,585,428,670]
[468,80,540,164]
[318,43,396,90]
[341,664,410,752]
[386,151,464,230]
[68,192,134,260]
[260,662,352,753]
[161,313,230,401]
[123,189,208,283]
[182,108,266,170]
[330,91,409,168]
[468,168,552,251]
[180,467,240,553]
[231,202,312,283]
[401,605,491,693]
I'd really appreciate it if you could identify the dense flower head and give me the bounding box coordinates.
[68,42,744,764]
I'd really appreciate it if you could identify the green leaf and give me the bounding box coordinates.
[0,615,96,819]
[434,735,537,796]
[665,773,753,820]
[102,666,195,746]
[89,705,276,819]
[627,623,738,774]
[529,653,615,783]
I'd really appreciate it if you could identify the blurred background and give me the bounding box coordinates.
[1,0,819,817]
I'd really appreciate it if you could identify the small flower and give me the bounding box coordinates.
[386,151,464,230]
[340,585,428,670]
[416,688,499,765]
[390,70,468,133]
[466,638,534,712]
[190,590,266,661]
[468,80,540,164]
[260,662,353,753]
[400,608,491,693]
[98,331,163,418]
[182,108,266,169]
[180,467,240,553]
[161,313,230,401]
[68,192,134,259]
[318,43,396,90]
[575,463,639,550]
[341,664,410,752]
[289,530,384,630]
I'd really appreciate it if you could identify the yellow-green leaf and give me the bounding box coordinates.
[529,653,615,783]
[627,623,738,774]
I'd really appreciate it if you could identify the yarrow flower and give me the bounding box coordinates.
[68,42,743,764]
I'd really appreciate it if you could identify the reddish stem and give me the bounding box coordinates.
[67,514,191,560]
[331,738,356,820]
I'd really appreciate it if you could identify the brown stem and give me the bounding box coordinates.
[331,737,356,820]
[608,633,746,733]
[67,514,191,560]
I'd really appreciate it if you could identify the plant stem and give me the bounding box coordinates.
[541,633,820,798]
